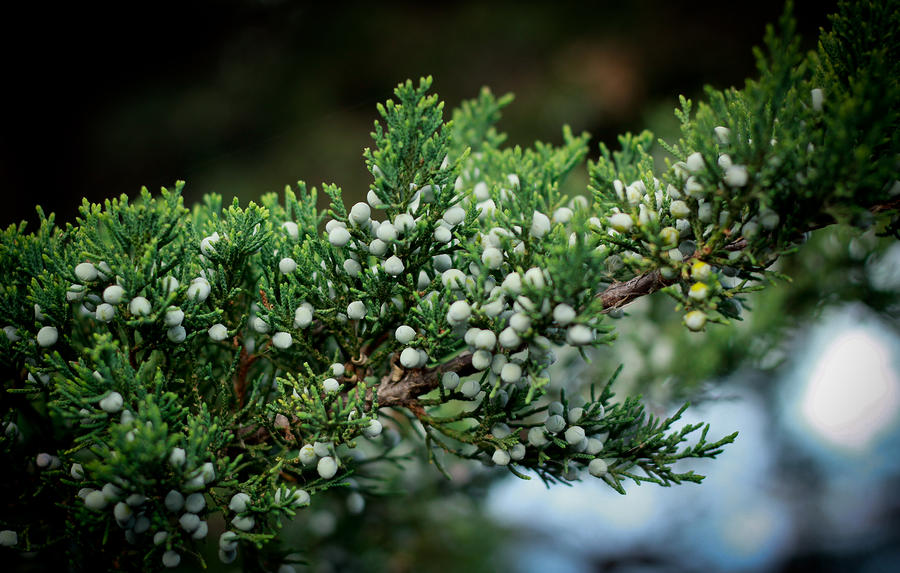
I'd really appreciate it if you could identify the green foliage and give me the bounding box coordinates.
[0,2,897,570]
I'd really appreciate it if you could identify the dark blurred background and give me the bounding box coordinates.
[0,0,836,227]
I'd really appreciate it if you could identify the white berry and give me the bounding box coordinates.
[74,262,98,282]
[347,301,367,320]
[272,331,293,349]
[37,326,58,347]
[383,255,404,276]
[208,323,228,341]
[395,325,416,344]
[317,456,338,479]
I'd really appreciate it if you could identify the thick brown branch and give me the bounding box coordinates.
[376,352,476,408]
[600,270,675,310]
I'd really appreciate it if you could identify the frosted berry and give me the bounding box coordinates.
[37,326,58,347]
[272,331,293,349]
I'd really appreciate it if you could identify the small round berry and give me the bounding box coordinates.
[100,391,124,413]
[566,324,594,346]
[686,152,705,173]
[441,371,460,390]
[350,202,371,225]
[607,213,634,233]
[282,221,299,239]
[714,126,731,145]
[474,330,496,351]
[523,268,545,290]
[103,287,124,307]
[501,272,522,295]
[185,279,209,302]
[586,438,605,455]
[185,492,206,513]
[481,247,503,269]
[169,447,186,467]
[95,303,115,322]
[376,222,397,242]
[500,362,522,383]
[129,297,151,317]
[179,513,200,532]
[393,213,415,233]
[272,331,293,349]
[298,444,317,465]
[231,515,255,531]
[688,282,709,301]
[200,462,216,484]
[369,239,388,256]
[0,530,18,547]
[552,304,576,326]
[760,210,780,230]
[113,501,133,524]
[363,419,382,438]
[459,379,480,398]
[164,490,184,512]
[684,310,707,331]
[528,427,548,447]
[219,531,239,551]
[811,88,824,112]
[443,206,466,226]
[553,207,573,224]
[589,458,609,477]
[383,255,405,276]
[208,323,228,341]
[447,300,471,324]
[162,276,180,294]
[489,356,508,377]
[565,426,586,445]
[530,211,551,238]
[492,449,511,466]
[317,456,338,479]
[691,261,712,281]
[430,255,450,274]
[162,550,181,568]
[229,492,251,513]
[434,226,452,243]
[724,165,749,187]
[567,407,584,424]
[492,423,512,439]
[249,315,270,334]
[37,326,58,347]
[84,490,108,510]
[509,313,531,334]
[325,220,345,232]
[395,325,416,344]
[498,327,521,349]
[75,262,98,282]
[70,463,84,480]
[347,301,367,320]
[442,269,466,290]
[400,347,420,369]
[471,350,492,371]
[323,378,340,393]
[328,226,351,247]
[3,325,19,341]
[509,443,526,460]
[279,257,297,274]
[545,415,566,434]
[192,521,209,540]
[669,200,691,219]
[167,326,186,343]
[294,306,313,328]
